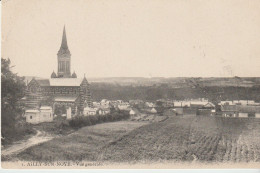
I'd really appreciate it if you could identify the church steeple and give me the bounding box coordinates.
[58,25,70,56]
[61,26,68,49]
[57,25,71,78]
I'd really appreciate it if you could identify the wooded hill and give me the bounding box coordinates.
[90,83,260,103]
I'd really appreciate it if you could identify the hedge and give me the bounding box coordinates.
[69,110,130,128]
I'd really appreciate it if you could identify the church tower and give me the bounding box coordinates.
[57,26,72,78]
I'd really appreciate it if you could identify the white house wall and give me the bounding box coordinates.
[239,113,248,118]
[26,110,53,124]
[255,113,260,118]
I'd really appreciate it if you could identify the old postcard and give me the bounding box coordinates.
[1,0,260,169]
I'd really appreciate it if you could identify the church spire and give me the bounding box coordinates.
[57,26,71,78]
[61,25,68,49]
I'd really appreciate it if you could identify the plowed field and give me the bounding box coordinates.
[15,116,260,163]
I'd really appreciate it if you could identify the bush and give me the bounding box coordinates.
[1,119,36,146]
[68,110,130,129]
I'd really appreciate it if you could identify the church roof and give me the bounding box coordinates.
[49,78,83,86]
[33,78,88,87]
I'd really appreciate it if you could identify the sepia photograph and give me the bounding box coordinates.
[1,0,260,169]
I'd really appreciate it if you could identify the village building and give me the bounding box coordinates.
[93,102,101,107]
[150,108,157,114]
[156,99,174,108]
[221,105,238,117]
[129,100,144,106]
[219,100,260,106]
[145,102,156,108]
[173,100,215,116]
[23,26,93,116]
[219,101,234,106]
[192,102,215,116]
[129,109,137,116]
[25,106,53,124]
[83,107,98,116]
[117,102,130,110]
[173,101,191,108]
[221,105,260,118]
[100,99,111,108]
[162,101,174,108]
[117,100,124,104]
[98,108,111,115]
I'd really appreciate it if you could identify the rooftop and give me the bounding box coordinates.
[40,106,52,110]
[25,109,40,113]
[33,78,85,87]
[49,78,83,86]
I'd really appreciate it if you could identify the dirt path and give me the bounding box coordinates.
[1,130,54,157]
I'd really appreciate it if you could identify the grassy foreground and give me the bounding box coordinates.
[17,121,148,161]
[17,116,260,163]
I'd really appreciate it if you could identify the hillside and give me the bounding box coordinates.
[90,83,260,102]
[23,76,260,102]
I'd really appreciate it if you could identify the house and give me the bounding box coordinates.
[98,108,110,115]
[118,102,130,110]
[129,109,137,116]
[196,102,216,116]
[150,108,157,114]
[156,99,174,108]
[238,105,260,118]
[117,100,124,104]
[162,101,174,108]
[129,109,136,115]
[219,101,234,106]
[190,101,215,109]
[220,105,238,117]
[219,100,258,106]
[129,100,144,106]
[233,100,255,105]
[25,110,41,124]
[93,100,111,109]
[173,101,191,108]
[177,101,215,116]
[145,102,155,108]
[25,106,53,124]
[221,105,260,118]
[93,102,101,107]
[100,99,111,107]
[83,107,97,116]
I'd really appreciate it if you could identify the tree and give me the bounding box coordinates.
[1,58,26,142]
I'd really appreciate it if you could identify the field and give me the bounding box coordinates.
[98,116,260,163]
[15,116,260,163]
[15,121,148,161]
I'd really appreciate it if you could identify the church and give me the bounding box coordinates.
[24,26,93,115]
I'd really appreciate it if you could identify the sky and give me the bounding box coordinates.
[2,0,260,78]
